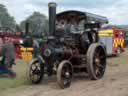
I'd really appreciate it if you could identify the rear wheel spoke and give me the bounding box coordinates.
[100,55,105,59]
[96,64,104,68]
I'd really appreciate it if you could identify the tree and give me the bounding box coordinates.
[20,12,48,36]
[0,4,16,31]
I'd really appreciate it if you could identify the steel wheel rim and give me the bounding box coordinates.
[93,47,106,78]
[61,64,72,88]
[29,62,42,83]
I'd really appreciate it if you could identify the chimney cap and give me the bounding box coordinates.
[48,2,57,7]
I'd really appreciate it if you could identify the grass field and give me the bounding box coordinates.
[0,60,30,92]
[0,49,127,92]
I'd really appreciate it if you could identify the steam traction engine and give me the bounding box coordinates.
[28,2,108,89]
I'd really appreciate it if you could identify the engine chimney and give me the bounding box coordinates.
[25,21,29,35]
[48,2,57,35]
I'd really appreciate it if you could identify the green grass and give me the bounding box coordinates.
[0,60,29,92]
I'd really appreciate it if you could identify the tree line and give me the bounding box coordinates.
[0,4,48,36]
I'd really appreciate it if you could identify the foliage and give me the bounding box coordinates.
[0,4,16,31]
[20,12,48,35]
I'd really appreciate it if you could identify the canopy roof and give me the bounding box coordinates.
[56,10,108,24]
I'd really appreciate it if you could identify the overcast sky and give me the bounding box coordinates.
[0,0,128,25]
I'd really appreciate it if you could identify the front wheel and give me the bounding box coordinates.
[28,59,44,84]
[57,60,73,89]
[87,43,107,80]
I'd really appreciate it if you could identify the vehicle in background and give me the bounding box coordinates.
[98,28,125,55]
[0,27,23,59]
[124,31,128,48]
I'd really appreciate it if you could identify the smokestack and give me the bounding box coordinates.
[25,21,29,35]
[48,2,57,35]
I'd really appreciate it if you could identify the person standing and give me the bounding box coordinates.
[33,38,39,58]
[2,37,16,78]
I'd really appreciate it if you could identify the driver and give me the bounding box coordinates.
[56,20,66,34]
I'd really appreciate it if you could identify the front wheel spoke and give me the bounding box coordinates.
[64,78,70,84]
[32,68,41,75]
[31,65,36,71]
[36,70,41,75]
[64,76,71,85]
[97,70,102,76]
[62,69,71,83]
[37,66,41,70]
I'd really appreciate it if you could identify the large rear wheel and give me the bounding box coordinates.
[57,60,73,89]
[87,43,106,80]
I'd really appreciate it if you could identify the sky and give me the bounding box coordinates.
[0,0,128,25]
